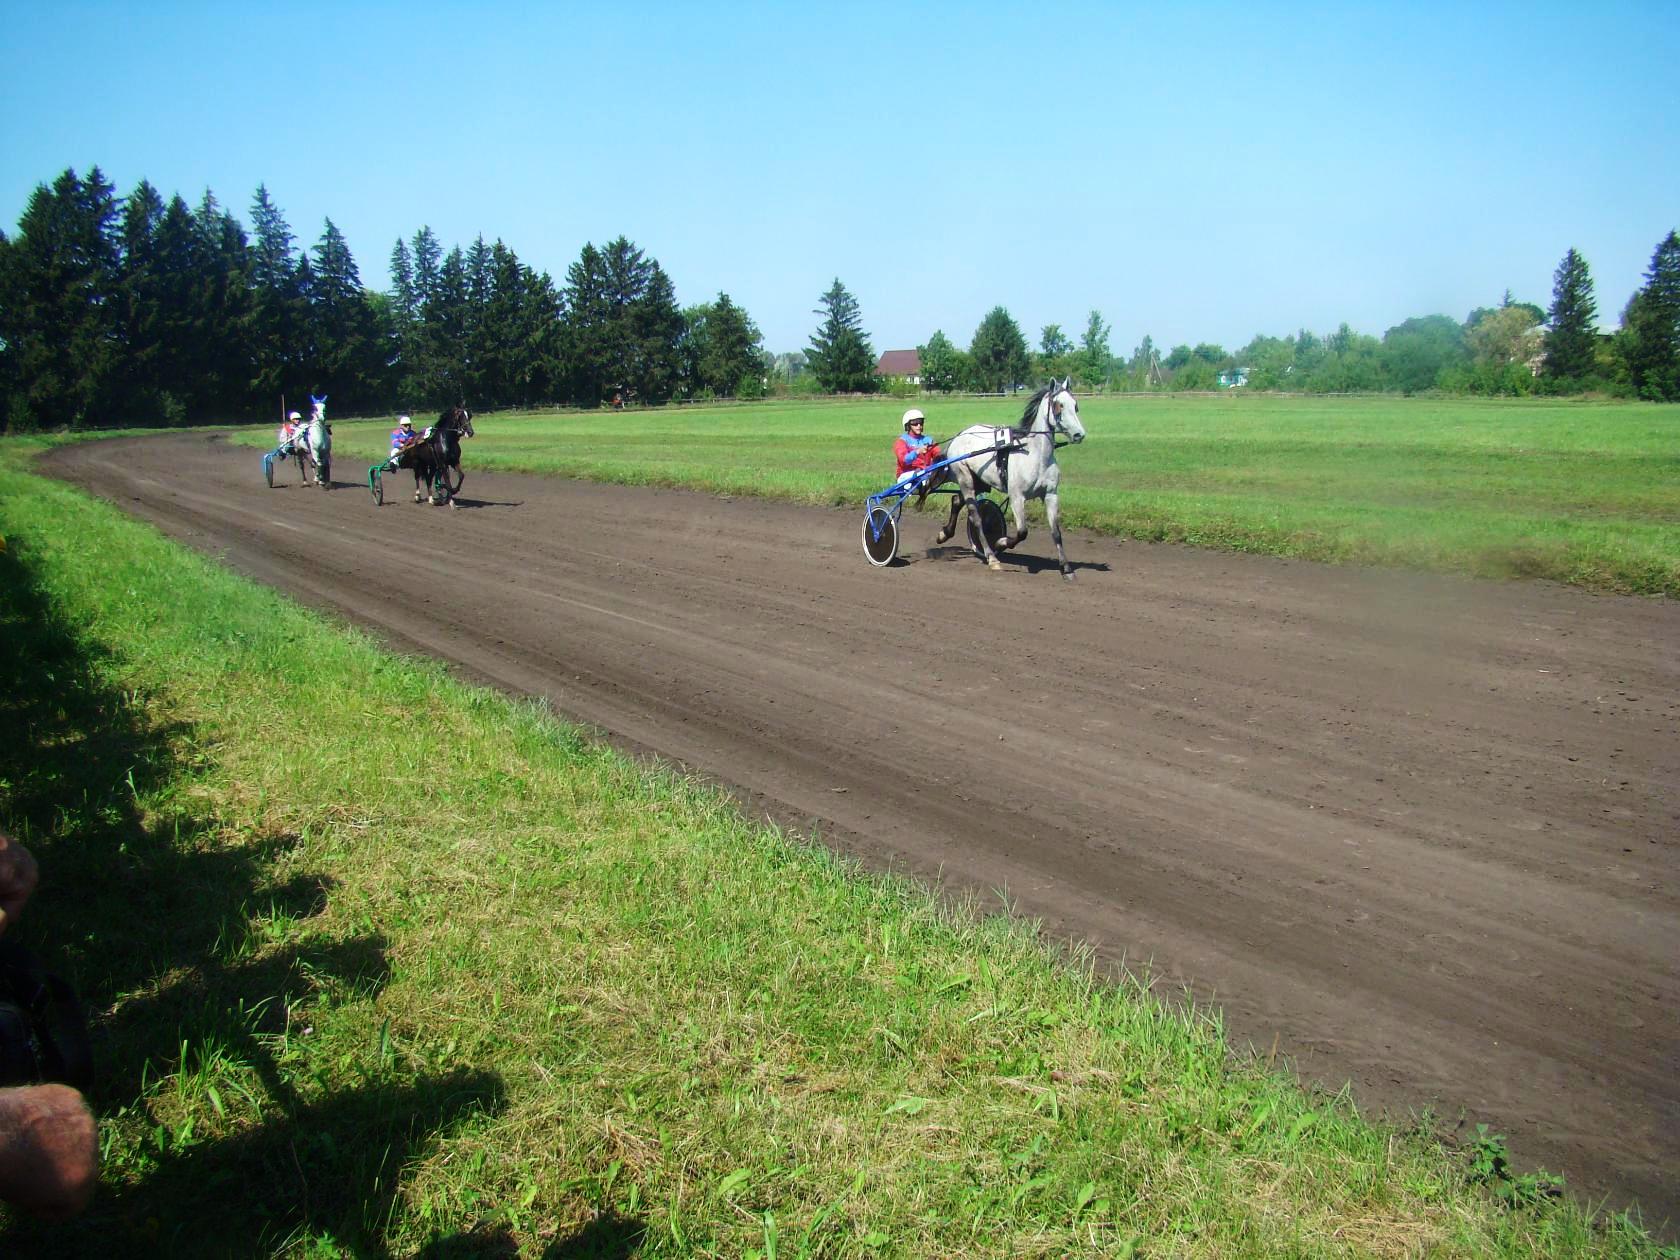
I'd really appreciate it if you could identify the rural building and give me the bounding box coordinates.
[875,349,922,384]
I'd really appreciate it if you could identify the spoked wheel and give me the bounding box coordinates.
[967,498,1007,557]
[264,456,275,489]
[369,468,384,506]
[862,505,899,567]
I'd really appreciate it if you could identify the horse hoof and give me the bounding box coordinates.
[987,558,1003,572]
[1062,571,1077,582]
[935,529,952,545]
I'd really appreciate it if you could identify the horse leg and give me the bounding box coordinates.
[1002,488,1030,551]
[967,497,1003,570]
[1046,489,1073,580]
[413,466,425,503]
[933,491,962,545]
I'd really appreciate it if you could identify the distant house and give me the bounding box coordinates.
[1217,367,1250,388]
[874,349,922,384]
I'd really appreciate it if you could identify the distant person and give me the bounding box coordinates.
[0,828,96,1220]
[893,408,940,486]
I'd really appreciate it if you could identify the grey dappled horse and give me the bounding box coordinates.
[932,379,1086,579]
[296,394,332,488]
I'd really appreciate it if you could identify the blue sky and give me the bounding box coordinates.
[4,1,1676,358]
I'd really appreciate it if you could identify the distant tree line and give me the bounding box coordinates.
[0,167,769,430]
[3,166,1677,432]
[861,232,1680,402]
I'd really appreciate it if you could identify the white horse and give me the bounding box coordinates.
[932,379,1086,579]
[296,394,332,488]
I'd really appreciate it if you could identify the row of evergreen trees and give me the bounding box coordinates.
[3,166,1677,430]
[0,167,771,430]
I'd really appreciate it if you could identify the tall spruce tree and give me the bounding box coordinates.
[696,292,763,397]
[1544,248,1598,383]
[0,167,121,428]
[560,236,683,405]
[248,185,306,409]
[307,217,385,409]
[806,278,875,393]
[1623,230,1680,401]
[115,180,167,415]
[968,306,1030,392]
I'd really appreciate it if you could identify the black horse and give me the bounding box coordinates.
[408,405,475,507]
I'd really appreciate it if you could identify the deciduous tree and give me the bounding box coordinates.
[918,330,962,393]
[1077,309,1111,387]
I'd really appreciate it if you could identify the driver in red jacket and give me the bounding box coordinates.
[893,409,940,485]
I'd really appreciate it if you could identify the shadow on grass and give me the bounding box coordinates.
[412,1212,649,1259]
[28,1068,506,1258]
[0,542,507,1254]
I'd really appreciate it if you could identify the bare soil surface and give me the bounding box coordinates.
[43,434,1680,1227]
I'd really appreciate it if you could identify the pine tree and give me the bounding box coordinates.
[0,167,122,428]
[968,306,1030,392]
[307,218,384,409]
[1544,248,1598,384]
[389,238,417,326]
[248,185,306,409]
[1623,230,1680,401]
[411,226,442,309]
[806,278,876,393]
[115,180,167,415]
[697,292,763,397]
[560,237,684,405]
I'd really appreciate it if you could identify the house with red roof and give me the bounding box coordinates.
[874,349,922,385]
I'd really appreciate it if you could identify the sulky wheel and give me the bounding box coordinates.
[862,505,899,567]
[967,497,1007,557]
[264,456,274,489]
[370,469,384,506]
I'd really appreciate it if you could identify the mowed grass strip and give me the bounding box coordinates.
[0,444,1665,1255]
[262,393,1680,596]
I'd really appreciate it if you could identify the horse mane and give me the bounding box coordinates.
[1012,386,1052,437]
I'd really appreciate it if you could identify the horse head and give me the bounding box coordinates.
[1047,378,1085,444]
[441,405,474,438]
[309,394,328,424]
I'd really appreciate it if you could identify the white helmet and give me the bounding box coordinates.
[287,411,301,421]
[398,415,413,427]
[902,408,926,431]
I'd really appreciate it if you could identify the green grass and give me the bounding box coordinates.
[241,393,1679,596]
[3,442,1669,1255]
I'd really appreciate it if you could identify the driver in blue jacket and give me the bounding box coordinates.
[386,415,419,469]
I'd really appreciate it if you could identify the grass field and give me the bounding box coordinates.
[3,436,1670,1255]
[241,393,1680,598]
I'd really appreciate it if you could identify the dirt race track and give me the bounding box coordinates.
[43,434,1680,1226]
